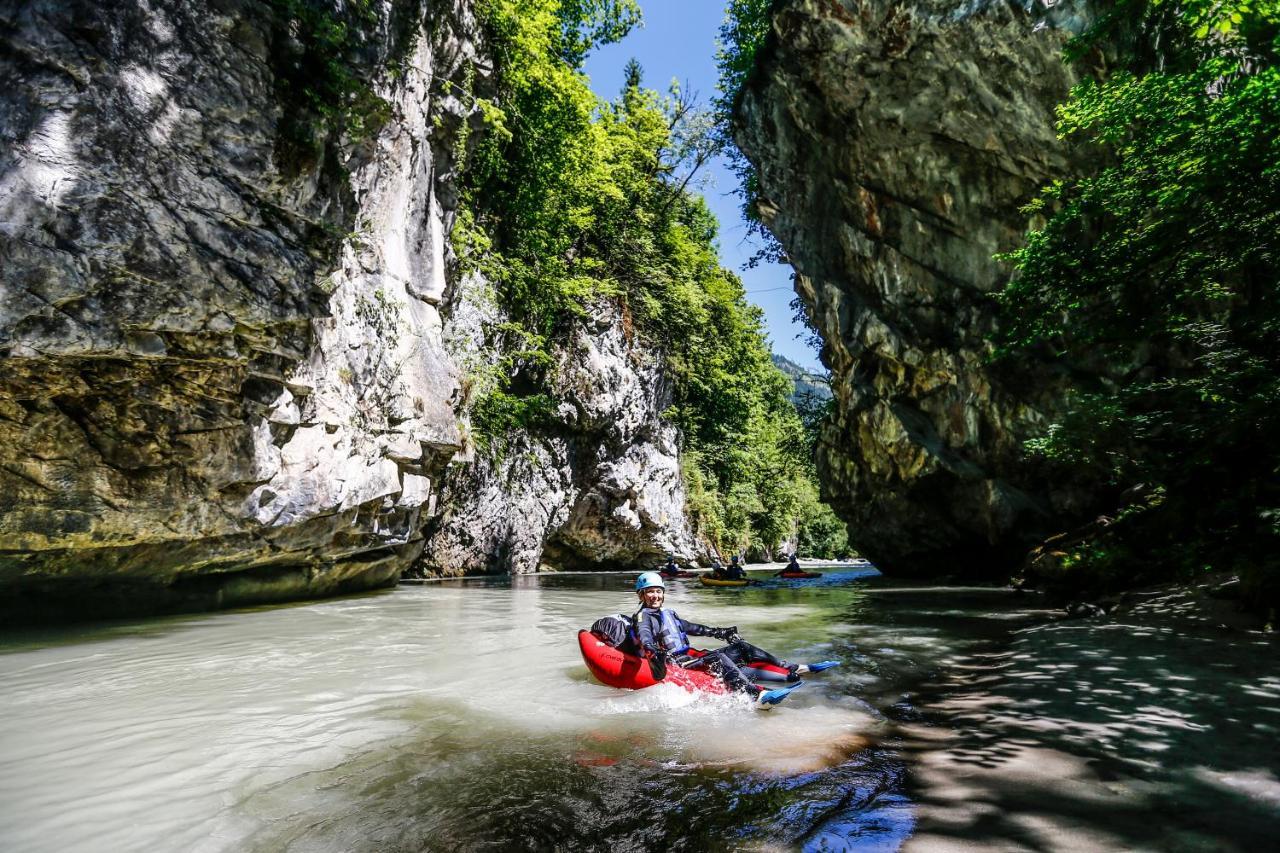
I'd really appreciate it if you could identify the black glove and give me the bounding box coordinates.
[714,626,739,642]
[648,651,669,681]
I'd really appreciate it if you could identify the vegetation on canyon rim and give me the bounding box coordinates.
[998,0,1280,606]
[454,0,846,557]
[267,0,399,175]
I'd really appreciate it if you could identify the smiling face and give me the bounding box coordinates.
[637,586,665,609]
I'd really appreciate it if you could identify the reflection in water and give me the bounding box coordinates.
[1,570,1276,852]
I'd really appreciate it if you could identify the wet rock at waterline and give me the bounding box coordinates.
[734,0,1100,575]
[0,0,478,618]
[421,293,706,574]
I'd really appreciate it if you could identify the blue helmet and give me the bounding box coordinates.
[635,571,666,591]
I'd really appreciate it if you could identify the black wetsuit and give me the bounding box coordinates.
[635,607,790,693]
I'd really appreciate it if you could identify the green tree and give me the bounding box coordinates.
[713,0,787,267]
[999,0,1280,606]
[462,0,837,557]
[795,479,849,559]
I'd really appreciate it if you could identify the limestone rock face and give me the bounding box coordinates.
[0,0,477,618]
[422,289,705,574]
[735,0,1095,575]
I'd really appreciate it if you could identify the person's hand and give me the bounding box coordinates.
[648,651,669,681]
[714,626,739,641]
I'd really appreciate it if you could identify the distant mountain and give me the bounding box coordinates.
[772,354,832,406]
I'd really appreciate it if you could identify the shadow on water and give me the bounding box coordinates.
[889,601,1280,852]
[0,586,399,654]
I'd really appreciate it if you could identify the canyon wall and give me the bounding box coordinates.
[421,287,704,575]
[0,0,476,618]
[735,0,1097,575]
[0,0,699,621]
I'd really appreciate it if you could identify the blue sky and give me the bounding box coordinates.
[582,2,823,373]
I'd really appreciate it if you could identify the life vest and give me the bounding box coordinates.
[653,608,689,653]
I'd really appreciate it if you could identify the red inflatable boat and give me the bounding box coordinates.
[577,630,794,692]
[777,571,823,579]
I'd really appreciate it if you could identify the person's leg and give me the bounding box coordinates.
[681,650,760,695]
[720,640,808,681]
[716,642,840,681]
[722,639,788,669]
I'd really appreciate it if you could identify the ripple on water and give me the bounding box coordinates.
[0,570,945,852]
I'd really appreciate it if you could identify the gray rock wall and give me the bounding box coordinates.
[735,0,1097,575]
[0,0,707,620]
[421,285,705,575]
[0,0,478,618]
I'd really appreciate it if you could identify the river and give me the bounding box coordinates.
[1,566,1277,851]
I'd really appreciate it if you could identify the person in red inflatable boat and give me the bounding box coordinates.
[776,554,817,577]
[632,572,837,706]
[658,555,681,578]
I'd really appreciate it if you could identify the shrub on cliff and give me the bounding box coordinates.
[1000,0,1280,609]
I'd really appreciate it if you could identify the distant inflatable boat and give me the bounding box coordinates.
[698,576,751,587]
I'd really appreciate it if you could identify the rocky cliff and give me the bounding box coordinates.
[0,0,478,620]
[0,0,699,622]
[735,0,1096,575]
[420,287,704,575]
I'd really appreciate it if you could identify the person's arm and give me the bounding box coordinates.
[635,610,670,680]
[681,616,712,638]
[681,617,736,641]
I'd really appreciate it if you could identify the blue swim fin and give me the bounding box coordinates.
[756,681,803,706]
[806,660,840,673]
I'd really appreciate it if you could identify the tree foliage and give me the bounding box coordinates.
[267,0,395,174]
[999,0,1280,604]
[461,0,838,557]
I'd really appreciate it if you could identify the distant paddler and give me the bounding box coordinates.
[776,554,822,579]
[658,556,696,580]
